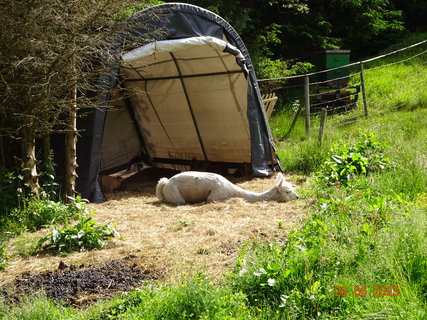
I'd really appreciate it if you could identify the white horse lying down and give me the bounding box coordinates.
[156,171,298,204]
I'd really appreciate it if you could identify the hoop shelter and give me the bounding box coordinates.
[76,3,281,202]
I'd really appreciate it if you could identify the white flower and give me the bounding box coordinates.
[238,267,248,277]
[267,278,276,286]
[253,268,267,276]
[279,295,288,308]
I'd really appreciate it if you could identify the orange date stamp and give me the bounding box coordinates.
[335,286,399,297]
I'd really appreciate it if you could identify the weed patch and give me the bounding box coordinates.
[1,195,87,235]
[36,214,120,254]
[97,274,253,319]
[317,131,391,186]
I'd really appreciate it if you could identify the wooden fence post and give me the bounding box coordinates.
[318,108,327,146]
[284,103,303,139]
[359,61,368,118]
[304,75,310,135]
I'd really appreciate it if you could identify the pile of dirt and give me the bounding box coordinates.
[1,255,154,306]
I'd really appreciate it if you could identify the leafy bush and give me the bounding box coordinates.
[317,131,391,186]
[5,195,87,233]
[0,165,28,219]
[231,215,334,318]
[38,150,61,200]
[0,160,75,233]
[36,214,120,253]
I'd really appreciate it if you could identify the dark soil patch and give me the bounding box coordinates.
[0,255,156,306]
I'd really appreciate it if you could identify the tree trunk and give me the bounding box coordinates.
[63,83,78,201]
[22,127,40,194]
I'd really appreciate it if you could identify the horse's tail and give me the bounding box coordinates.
[155,177,169,202]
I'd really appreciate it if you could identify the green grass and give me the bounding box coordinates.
[1,195,87,235]
[364,63,427,112]
[226,35,427,318]
[99,275,253,319]
[360,33,427,113]
[229,182,426,319]
[0,276,253,320]
[0,292,77,320]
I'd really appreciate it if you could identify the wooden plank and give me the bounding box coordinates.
[261,92,278,119]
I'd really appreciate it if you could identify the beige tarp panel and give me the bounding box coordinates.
[124,79,205,160]
[100,90,141,171]
[183,74,249,162]
[120,36,250,165]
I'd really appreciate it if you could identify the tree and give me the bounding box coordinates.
[0,0,159,198]
[166,0,406,67]
[393,0,427,31]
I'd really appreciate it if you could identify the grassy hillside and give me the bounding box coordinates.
[231,110,427,319]
[231,33,427,319]
[1,34,426,320]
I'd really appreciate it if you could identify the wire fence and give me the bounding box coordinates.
[258,39,427,142]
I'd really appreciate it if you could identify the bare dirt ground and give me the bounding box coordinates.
[0,170,306,306]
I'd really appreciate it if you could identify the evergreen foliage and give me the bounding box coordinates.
[167,0,422,76]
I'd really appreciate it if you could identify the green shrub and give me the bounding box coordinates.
[5,195,87,233]
[0,157,69,233]
[230,214,336,319]
[38,150,61,200]
[36,214,119,254]
[317,131,391,186]
[0,160,87,234]
[0,166,28,219]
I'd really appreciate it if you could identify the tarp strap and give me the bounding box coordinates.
[170,52,208,161]
[123,69,243,82]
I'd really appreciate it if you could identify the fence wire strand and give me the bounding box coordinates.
[364,49,427,72]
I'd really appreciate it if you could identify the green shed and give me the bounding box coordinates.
[315,49,351,86]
